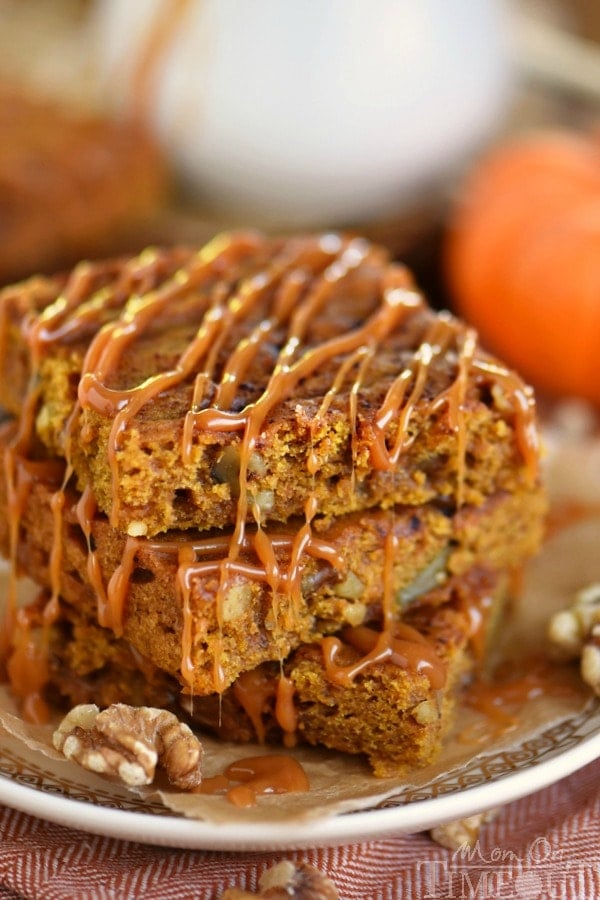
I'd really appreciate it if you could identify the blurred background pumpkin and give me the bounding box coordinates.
[444,130,600,406]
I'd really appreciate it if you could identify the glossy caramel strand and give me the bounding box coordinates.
[95,517,345,690]
[232,667,277,745]
[440,326,478,507]
[229,666,299,747]
[370,311,455,470]
[0,448,63,686]
[321,621,447,690]
[471,359,539,482]
[174,523,344,692]
[317,511,445,691]
[75,484,110,626]
[456,580,496,663]
[275,672,298,748]
[176,543,198,690]
[199,239,390,668]
[5,591,53,723]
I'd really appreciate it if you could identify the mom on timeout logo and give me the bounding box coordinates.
[416,836,594,898]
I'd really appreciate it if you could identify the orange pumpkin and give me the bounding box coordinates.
[444,130,600,405]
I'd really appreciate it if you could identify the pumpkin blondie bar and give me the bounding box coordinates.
[0,232,539,536]
[0,231,546,774]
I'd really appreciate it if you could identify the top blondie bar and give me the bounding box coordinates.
[0,231,539,537]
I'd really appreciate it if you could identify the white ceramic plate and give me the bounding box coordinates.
[1,700,599,851]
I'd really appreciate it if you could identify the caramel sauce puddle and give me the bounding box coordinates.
[459,657,582,744]
[198,754,309,807]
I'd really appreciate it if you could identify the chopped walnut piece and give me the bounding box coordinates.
[220,861,339,899]
[430,809,499,850]
[53,703,203,789]
[547,583,600,695]
[412,699,439,725]
[581,625,600,694]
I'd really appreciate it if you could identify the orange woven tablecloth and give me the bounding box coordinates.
[0,758,599,899]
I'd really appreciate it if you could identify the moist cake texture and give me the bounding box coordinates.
[0,231,546,776]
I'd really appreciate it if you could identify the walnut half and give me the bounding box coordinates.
[220,861,339,899]
[53,703,204,790]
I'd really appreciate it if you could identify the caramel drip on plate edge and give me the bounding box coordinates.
[1,232,541,796]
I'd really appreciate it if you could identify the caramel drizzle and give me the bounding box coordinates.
[103,524,345,675]
[6,592,52,724]
[321,622,447,690]
[307,344,374,480]
[177,544,197,688]
[471,359,539,482]
[2,450,65,721]
[321,526,447,691]
[1,334,66,711]
[442,326,478,507]
[3,231,542,706]
[230,667,298,748]
[201,243,394,688]
[75,485,109,622]
[20,265,127,671]
[232,667,276,745]
[370,311,452,469]
[27,249,194,351]
[274,673,298,747]
[0,264,96,702]
[79,236,262,525]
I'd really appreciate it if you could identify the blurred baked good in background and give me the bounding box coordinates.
[0,0,515,266]
[0,0,597,393]
[0,1,170,284]
[0,82,168,284]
